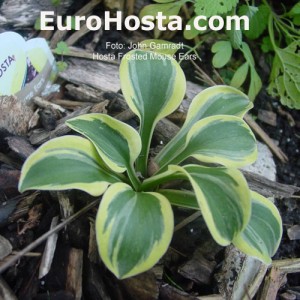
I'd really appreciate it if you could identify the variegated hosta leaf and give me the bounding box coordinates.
[120,49,186,175]
[159,189,199,210]
[96,183,174,279]
[155,86,253,169]
[19,136,119,196]
[165,115,257,169]
[170,165,251,246]
[181,85,253,129]
[233,191,283,264]
[67,114,141,173]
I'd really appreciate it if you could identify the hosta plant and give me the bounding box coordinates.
[19,50,282,279]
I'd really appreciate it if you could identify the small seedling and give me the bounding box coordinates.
[53,41,70,72]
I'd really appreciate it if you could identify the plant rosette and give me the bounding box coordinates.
[19,49,282,279]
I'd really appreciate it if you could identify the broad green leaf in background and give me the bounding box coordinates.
[67,114,141,174]
[293,15,300,26]
[170,165,251,245]
[241,42,255,65]
[120,50,186,176]
[183,16,208,40]
[227,28,243,49]
[96,183,174,279]
[195,0,238,18]
[230,62,249,88]
[139,1,184,25]
[212,41,233,68]
[140,39,179,56]
[287,2,300,17]
[268,41,300,109]
[233,191,282,264]
[239,4,270,39]
[248,67,263,102]
[239,5,258,19]
[140,1,187,37]
[155,86,253,170]
[19,136,119,196]
[287,3,300,25]
[167,115,257,168]
[52,0,61,6]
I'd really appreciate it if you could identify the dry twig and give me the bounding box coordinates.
[0,199,100,274]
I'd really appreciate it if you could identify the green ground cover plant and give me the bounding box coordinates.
[19,49,282,279]
[140,1,300,108]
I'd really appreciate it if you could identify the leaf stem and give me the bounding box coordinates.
[136,123,153,178]
[156,147,190,175]
[179,42,203,65]
[127,164,141,191]
[265,1,299,46]
[276,17,300,37]
[109,170,129,184]
[268,13,277,51]
[141,170,185,191]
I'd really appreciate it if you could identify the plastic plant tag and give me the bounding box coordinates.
[0,31,57,103]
